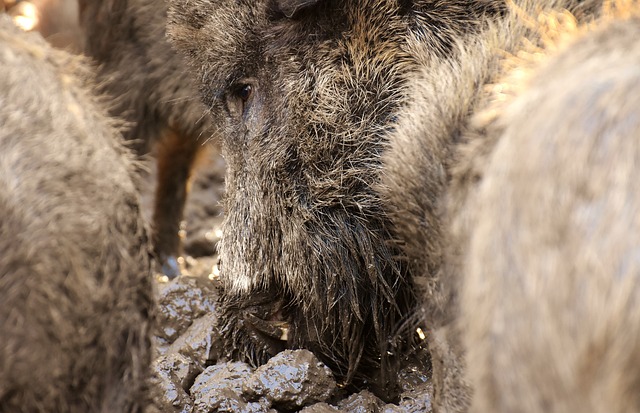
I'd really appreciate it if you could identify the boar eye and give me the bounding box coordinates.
[238,84,253,102]
[226,81,256,118]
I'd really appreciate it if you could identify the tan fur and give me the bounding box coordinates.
[454,2,640,412]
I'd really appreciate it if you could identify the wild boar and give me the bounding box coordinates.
[166,0,503,397]
[456,5,640,413]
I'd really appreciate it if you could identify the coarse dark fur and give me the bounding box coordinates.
[0,16,153,412]
[78,0,216,275]
[167,0,502,398]
[454,6,640,413]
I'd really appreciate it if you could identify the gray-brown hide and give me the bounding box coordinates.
[0,16,153,412]
[456,11,640,413]
[380,0,604,411]
[78,0,216,276]
[167,0,502,398]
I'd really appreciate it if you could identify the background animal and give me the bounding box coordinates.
[375,0,605,411]
[79,0,217,277]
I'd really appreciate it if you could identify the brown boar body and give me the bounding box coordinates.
[167,0,502,397]
[0,16,153,412]
[377,0,607,411]
[458,13,640,413]
[78,0,216,276]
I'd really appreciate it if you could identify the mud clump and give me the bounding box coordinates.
[186,350,337,412]
[381,382,433,413]
[165,311,221,368]
[149,353,201,413]
[149,329,387,413]
[299,403,340,413]
[337,390,386,412]
[244,350,337,411]
[79,0,218,276]
[150,304,433,412]
[0,15,153,412]
[155,275,219,345]
[190,362,259,413]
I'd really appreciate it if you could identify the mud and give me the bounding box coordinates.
[149,254,431,413]
[146,157,433,412]
[155,273,219,345]
[151,337,430,413]
[149,191,431,413]
[243,350,337,410]
[150,353,201,413]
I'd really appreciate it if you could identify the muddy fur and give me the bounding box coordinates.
[78,0,216,272]
[0,16,153,412]
[167,0,503,398]
[454,6,640,413]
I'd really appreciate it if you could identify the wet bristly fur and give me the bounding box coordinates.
[453,3,640,412]
[0,16,153,412]
[78,0,217,269]
[167,0,502,397]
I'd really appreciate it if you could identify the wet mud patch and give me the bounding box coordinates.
[147,150,434,412]
[243,350,337,411]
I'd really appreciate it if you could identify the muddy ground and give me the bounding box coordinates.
[144,150,434,413]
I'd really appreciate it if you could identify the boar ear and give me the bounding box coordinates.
[275,0,323,18]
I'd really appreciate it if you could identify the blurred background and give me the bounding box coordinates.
[3,0,83,51]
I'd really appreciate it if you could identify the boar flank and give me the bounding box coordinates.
[380,0,605,411]
[459,9,640,413]
[0,16,153,413]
